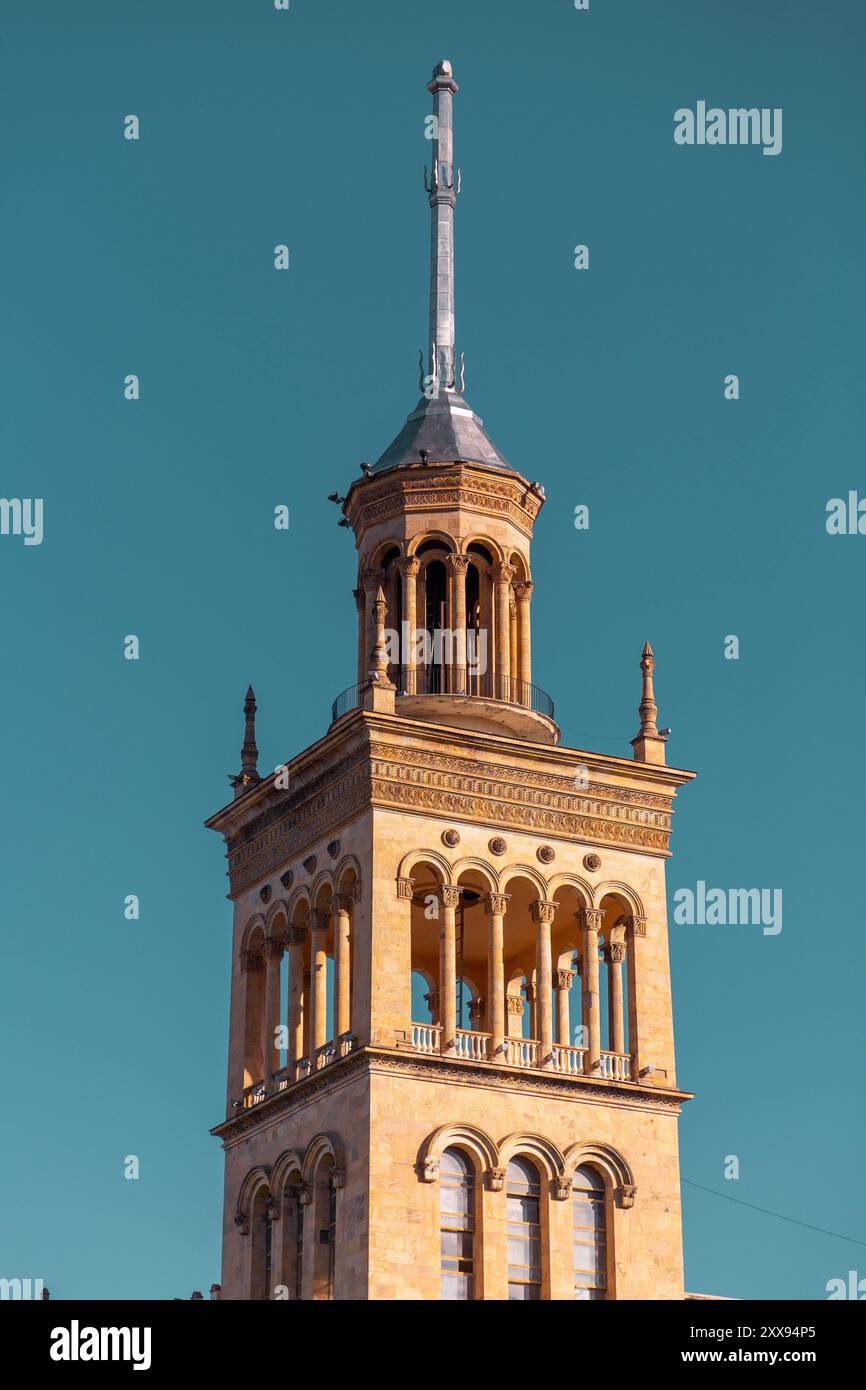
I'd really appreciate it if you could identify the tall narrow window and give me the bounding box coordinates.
[572,1165,607,1299]
[250,1188,272,1301]
[439,1148,475,1299]
[327,1177,337,1299]
[284,1186,303,1300]
[506,1157,542,1300]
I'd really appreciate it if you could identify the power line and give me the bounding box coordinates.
[682,1179,866,1247]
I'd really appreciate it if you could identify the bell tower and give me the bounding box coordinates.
[208,60,695,1302]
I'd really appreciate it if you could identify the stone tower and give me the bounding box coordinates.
[207,60,695,1301]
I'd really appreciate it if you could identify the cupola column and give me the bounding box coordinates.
[448,554,469,693]
[492,562,515,700]
[515,581,533,694]
[397,556,420,693]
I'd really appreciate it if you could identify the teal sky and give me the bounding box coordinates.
[1,0,864,1300]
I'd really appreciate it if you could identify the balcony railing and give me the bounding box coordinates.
[239,1034,356,1110]
[408,1024,632,1080]
[331,668,554,723]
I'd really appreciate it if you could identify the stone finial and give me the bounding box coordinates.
[230,685,261,797]
[631,641,668,766]
[423,59,461,391]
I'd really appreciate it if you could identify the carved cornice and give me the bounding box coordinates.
[346,468,543,541]
[369,743,672,855]
[212,1045,688,1143]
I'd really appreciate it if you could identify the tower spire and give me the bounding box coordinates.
[631,641,668,765]
[231,685,260,796]
[424,60,461,392]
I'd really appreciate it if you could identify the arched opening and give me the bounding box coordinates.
[439,1147,476,1300]
[281,1174,304,1301]
[572,1165,607,1300]
[506,1157,542,1300]
[241,924,265,1096]
[311,1156,336,1300]
[250,1186,273,1301]
[424,558,447,693]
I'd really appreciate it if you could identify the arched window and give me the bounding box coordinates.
[312,1158,336,1300]
[572,1165,607,1299]
[439,1148,476,1299]
[250,1188,272,1301]
[506,1157,542,1300]
[282,1183,304,1300]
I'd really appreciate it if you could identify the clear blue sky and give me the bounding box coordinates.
[1,0,864,1300]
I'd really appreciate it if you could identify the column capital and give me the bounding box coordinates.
[264,938,284,961]
[396,876,415,900]
[626,914,647,938]
[531,899,558,925]
[514,580,534,602]
[328,893,353,916]
[447,553,470,575]
[492,561,516,585]
[523,981,537,1003]
[554,968,575,990]
[607,943,627,964]
[397,555,420,578]
[305,908,328,932]
[467,995,484,1023]
[438,884,463,910]
[286,925,307,947]
[582,908,605,932]
[424,990,440,1013]
[506,994,524,1016]
[483,892,510,916]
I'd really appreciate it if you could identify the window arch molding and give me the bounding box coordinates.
[301,1132,346,1190]
[417,1123,499,1183]
[264,900,289,940]
[449,857,500,895]
[235,1166,272,1236]
[562,1141,636,1208]
[406,531,458,558]
[240,913,267,957]
[271,1149,305,1201]
[396,848,452,889]
[498,1133,566,1193]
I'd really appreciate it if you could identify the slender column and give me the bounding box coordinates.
[554,967,575,1046]
[301,969,312,1059]
[492,562,515,699]
[625,915,647,1078]
[286,926,307,1069]
[437,886,461,1055]
[524,980,538,1042]
[607,942,626,1056]
[532,901,557,1067]
[515,580,533,698]
[448,554,469,693]
[397,556,420,693]
[484,894,510,1061]
[330,895,352,1040]
[239,950,264,1091]
[262,939,283,1087]
[307,910,329,1061]
[582,909,604,1072]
